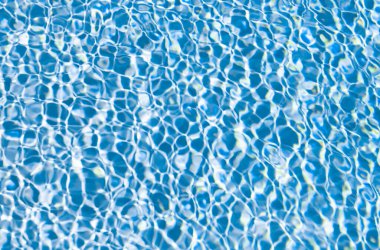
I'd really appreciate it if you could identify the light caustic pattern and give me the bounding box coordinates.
[0,0,379,249]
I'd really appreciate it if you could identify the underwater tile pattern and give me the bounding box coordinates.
[0,0,380,249]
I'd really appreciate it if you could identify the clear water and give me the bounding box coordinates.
[0,0,379,249]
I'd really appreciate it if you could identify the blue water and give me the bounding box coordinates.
[0,0,379,249]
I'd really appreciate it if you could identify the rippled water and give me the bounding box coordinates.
[0,0,379,249]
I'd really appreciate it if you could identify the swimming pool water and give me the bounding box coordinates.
[0,0,379,249]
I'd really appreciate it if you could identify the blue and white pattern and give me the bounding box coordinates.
[0,0,379,249]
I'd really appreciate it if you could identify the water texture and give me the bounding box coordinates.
[0,0,379,249]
